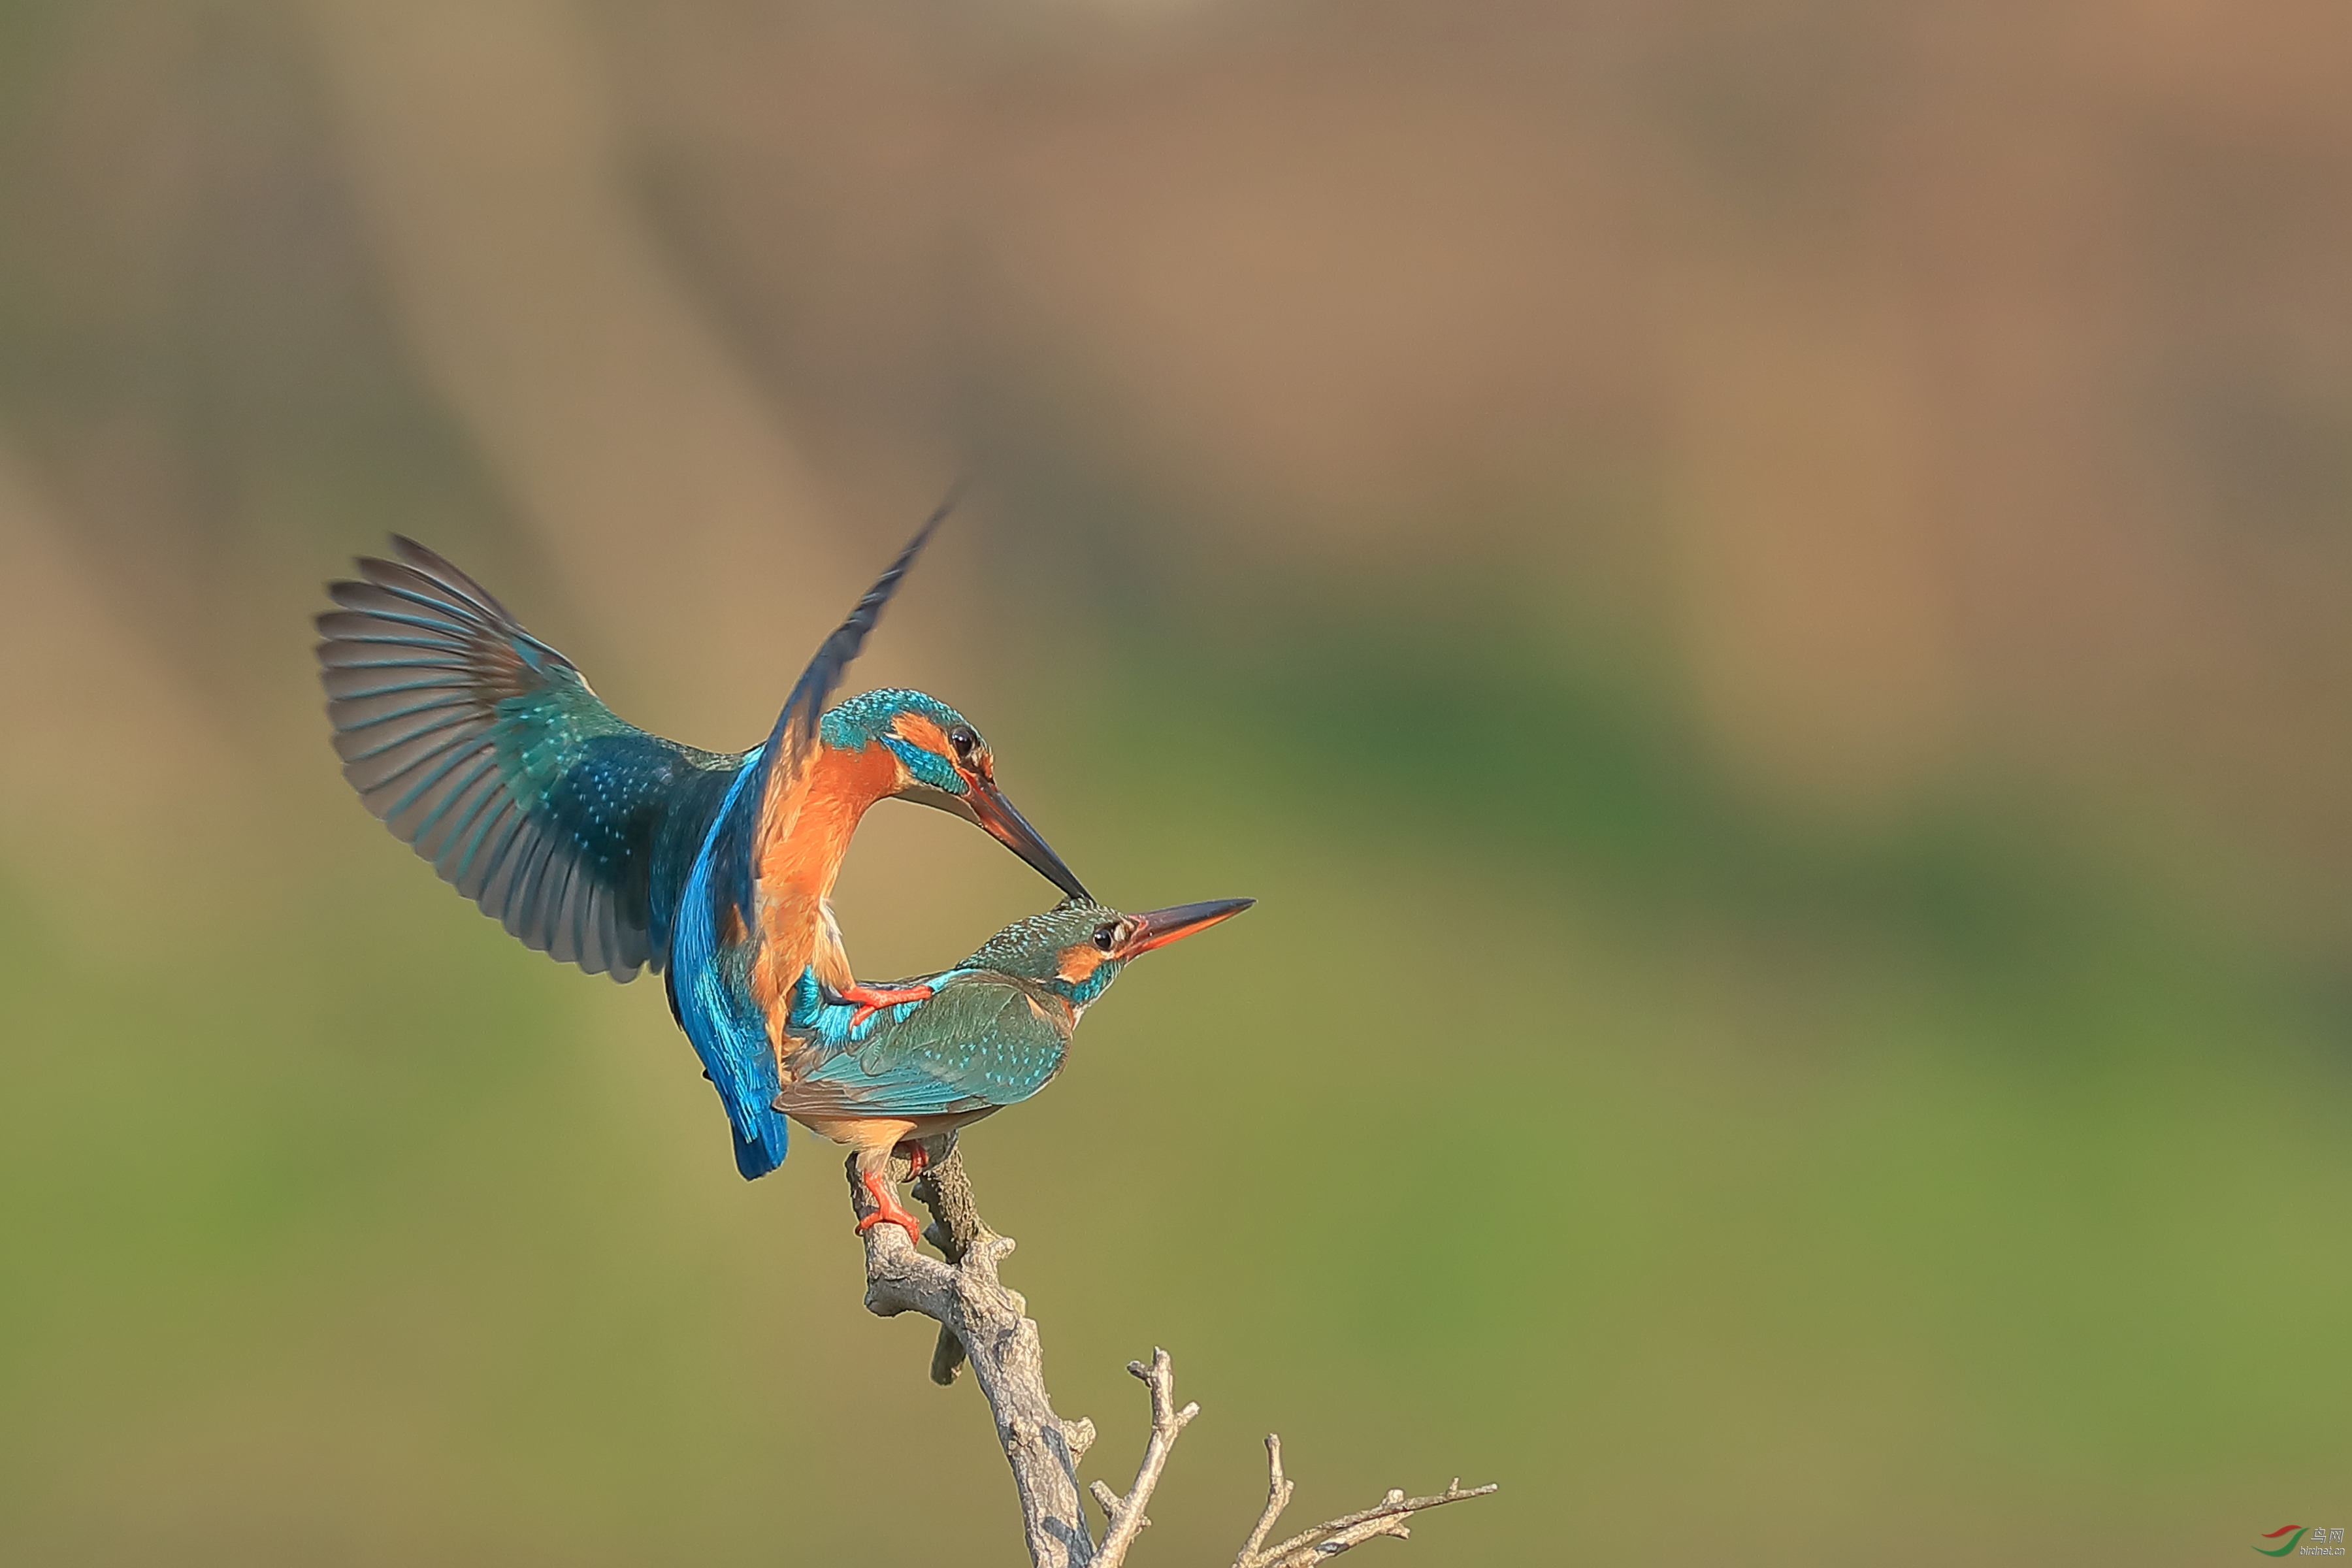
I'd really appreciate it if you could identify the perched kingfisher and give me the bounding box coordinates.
[315,507,1092,1177]
[770,896,1253,1243]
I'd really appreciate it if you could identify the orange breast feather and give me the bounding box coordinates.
[749,742,898,1034]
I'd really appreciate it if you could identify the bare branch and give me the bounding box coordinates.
[1238,1434,1297,1563]
[851,1149,1093,1568]
[1090,1348,1200,1568]
[1233,1441,1498,1568]
[849,1147,1494,1568]
[907,1143,994,1386]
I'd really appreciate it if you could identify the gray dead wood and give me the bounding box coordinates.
[849,1145,1495,1568]
[1231,1433,1499,1568]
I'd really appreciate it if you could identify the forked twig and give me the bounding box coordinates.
[1089,1348,1199,1567]
[1233,1433,1497,1568]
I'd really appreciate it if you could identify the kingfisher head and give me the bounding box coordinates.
[821,688,1090,901]
[966,895,1254,1012]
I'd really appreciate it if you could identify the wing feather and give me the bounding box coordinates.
[399,755,497,846]
[318,536,742,979]
[776,978,1067,1120]
[722,493,957,1009]
[502,830,561,947]
[469,804,522,905]
[425,779,506,887]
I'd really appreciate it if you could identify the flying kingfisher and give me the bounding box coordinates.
[315,506,1092,1177]
[766,896,1253,1243]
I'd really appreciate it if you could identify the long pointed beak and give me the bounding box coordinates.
[1120,897,1255,956]
[968,778,1092,902]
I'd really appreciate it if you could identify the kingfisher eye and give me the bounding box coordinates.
[1091,922,1119,953]
[948,725,980,762]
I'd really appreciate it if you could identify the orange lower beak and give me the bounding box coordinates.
[1119,898,1255,956]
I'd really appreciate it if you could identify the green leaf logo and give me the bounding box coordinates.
[2257,1527,2309,1557]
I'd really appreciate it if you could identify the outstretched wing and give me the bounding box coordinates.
[774,975,1070,1121]
[316,536,741,981]
[701,494,956,1004]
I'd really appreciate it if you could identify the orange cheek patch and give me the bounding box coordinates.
[1054,945,1108,987]
[890,711,951,761]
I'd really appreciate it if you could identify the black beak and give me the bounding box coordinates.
[968,777,1092,902]
[1120,897,1255,956]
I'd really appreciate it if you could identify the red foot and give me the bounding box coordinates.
[857,1169,924,1249]
[842,981,936,1028]
[896,1140,930,1177]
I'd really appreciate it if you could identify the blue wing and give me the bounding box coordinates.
[774,976,1070,1121]
[706,493,956,958]
[317,536,740,979]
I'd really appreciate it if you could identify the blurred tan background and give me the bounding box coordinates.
[3,1,2349,1563]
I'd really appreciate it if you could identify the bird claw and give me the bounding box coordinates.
[857,1169,925,1249]
[856,1209,923,1247]
[841,981,936,1028]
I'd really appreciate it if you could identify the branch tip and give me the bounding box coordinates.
[1092,1347,1198,1568]
[1232,1446,1497,1568]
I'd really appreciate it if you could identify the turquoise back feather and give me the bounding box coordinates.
[769,901,1132,1123]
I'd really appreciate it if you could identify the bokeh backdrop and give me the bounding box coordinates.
[3,1,2350,1563]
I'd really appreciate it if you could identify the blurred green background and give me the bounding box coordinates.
[3,1,2350,1563]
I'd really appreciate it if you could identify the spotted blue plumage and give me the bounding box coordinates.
[770,901,1147,1126]
[316,536,742,979]
[783,979,1073,1121]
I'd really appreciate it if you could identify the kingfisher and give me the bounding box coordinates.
[315,505,1093,1177]
[768,896,1253,1243]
